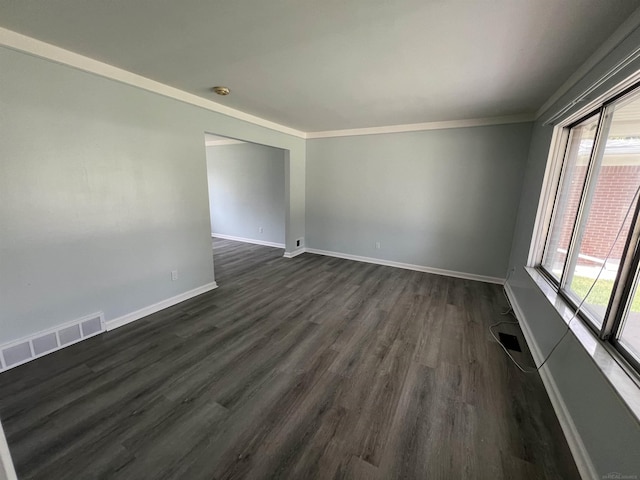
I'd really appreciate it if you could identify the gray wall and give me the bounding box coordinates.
[0,46,305,345]
[506,26,640,477]
[306,124,533,280]
[206,143,285,245]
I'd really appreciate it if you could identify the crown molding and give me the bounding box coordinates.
[305,114,535,139]
[1,27,538,140]
[0,27,306,139]
[536,6,640,120]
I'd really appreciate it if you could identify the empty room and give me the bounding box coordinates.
[1,1,640,479]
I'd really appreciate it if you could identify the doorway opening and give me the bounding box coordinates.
[203,133,288,284]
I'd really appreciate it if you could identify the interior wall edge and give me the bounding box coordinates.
[0,420,17,480]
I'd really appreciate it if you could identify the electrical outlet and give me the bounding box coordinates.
[171,270,178,281]
[258,227,263,233]
[296,239,300,247]
[375,241,381,249]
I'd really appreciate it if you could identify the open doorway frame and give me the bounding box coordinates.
[203,132,300,280]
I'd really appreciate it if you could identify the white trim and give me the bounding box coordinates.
[528,125,567,266]
[504,283,598,480]
[0,421,17,480]
[0,28,538,139]
[212,233,285,249]
[305,114,535,139]
[205,139,245,147]
[283,247,307,258]
[536,6,640,120]
[304,248,504,284]
[0,27,306,139]
[106,282,218,331]
[541,59,640,127]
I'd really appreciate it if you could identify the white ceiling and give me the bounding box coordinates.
[1,0,639,132]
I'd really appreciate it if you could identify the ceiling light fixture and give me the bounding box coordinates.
[212,86,230,96]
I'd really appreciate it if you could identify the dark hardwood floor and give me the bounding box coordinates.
[0,238,579,479]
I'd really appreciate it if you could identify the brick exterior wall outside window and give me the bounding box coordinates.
[558,165,640,265]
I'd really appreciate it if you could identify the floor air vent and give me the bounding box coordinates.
[0,312,105,372]
[498,332,522,352]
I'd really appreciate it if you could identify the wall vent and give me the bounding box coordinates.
[0,312,105,373]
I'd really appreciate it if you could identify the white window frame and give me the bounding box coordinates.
[531,77,640,374]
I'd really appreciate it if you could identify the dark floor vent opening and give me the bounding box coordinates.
[498,332,522,352]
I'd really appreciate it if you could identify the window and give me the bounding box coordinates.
[539,82,640,373]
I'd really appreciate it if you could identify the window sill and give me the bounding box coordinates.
[524,266,640,423]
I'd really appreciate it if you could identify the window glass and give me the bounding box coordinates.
[619,269,640,364]
[565,95,640,326]
[542,115,599,280]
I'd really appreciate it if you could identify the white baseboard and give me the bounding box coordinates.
[283,247,307,258]
[212,233,285,249]
[304,247,504,284]
[504,283,597,480]
[106,282,218,331]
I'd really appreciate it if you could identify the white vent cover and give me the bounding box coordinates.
[32,333,57,356]
[0,312,105,372]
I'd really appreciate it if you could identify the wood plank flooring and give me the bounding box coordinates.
[0,239,580,479]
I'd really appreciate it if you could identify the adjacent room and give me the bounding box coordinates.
[1,1,640,478]
[205,134,286,249]
[204,133,287,282]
